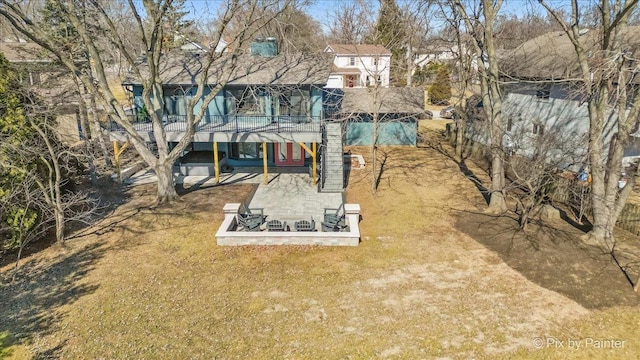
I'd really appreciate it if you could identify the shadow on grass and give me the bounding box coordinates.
[454,208,640,309]
[1,177,130,272]
[0,241,106,358]
[419,126,491,205]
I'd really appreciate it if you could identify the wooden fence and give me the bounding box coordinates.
[615,203,640,236]
[445,126,640,236]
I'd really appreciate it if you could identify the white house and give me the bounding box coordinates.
[323,44,391,88]
[176,33,230,53]
[411,43,459,70]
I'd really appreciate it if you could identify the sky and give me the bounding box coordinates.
[183,0,567,35]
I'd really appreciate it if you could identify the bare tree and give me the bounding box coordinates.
[334,86,426,193]
[453,0,508,213]
[402,0,435,87]
[1,89,99,281]
[538,0,640,251]
[493,11,562,50]
[326,0,374,44]
[0,0,293,204]
[502,117,584,229]
[434,2,476,160]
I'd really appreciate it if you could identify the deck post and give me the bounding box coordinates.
[213,141,220,183]
[298,142,317,185]
[113,140,129,183]
[263,142,268,185]
[312,142,317,185]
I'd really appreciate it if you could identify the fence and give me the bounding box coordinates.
[614,203,640,236]
[552,175,640,236]
[446,127,640,236]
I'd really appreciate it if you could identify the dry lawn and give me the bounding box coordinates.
[1,120,639,359]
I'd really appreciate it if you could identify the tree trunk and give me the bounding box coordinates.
[487,151,507,213]
[371,144,378,194]
[55,206,65,243]
[406,41,413,87]
[585,207,616,249]
[371,84,380,194]
[519,211,529,230]
[455,118,465,160]
[156,161,179,204]
[12,244,25,282]
[88,93,112,167]
[78,105,97,185]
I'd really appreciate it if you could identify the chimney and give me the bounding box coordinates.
[250,36,278,57]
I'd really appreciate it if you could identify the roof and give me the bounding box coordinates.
[325,44,391,56]
[330,65,362,75]
[340,87,430,116]
[0,41,52,63]
[123,52,333,86]
[501,27,640,80]
[0,41,78,106]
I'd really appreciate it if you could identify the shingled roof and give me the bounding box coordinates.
[123,52,334,86]
[0,41,52,63]
[340,87,430,116]
[325,44,391,56]
[501,27,640,81]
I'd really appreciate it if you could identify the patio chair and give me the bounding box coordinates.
[242,204,265,222]
[294,218,316,232]
[237,214,263,231]
[267,219,288,231]
[321,217,342,232]
[324,204,346,228]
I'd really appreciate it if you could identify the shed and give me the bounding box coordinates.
[336,87,431,146]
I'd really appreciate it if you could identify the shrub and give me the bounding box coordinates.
[429,67,452,105]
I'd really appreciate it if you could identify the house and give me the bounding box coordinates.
[464,28,640,170]
[0,41,82,144]
[411,42,459,71]
[177,35,230,54]
[335,87,431,146]
[323,44,391,88]
[111,42,345,192]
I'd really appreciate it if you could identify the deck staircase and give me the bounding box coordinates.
[320,122,344,192]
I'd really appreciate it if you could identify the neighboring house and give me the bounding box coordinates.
[464,28,640,171]
[411,42,459,71]
[178,36,230,53]
[111,41,345,192]
[335,87,431,146]
[0,41,82,144]
[323,44,391,88]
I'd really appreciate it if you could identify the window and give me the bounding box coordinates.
[349,57,355,66]
[277,89,310,116]
[533,124,545,135]
[164,87,188,116]
[230,143,263,160]
[372,57,378,67]
[507,118,513,132]
[225,87,267,115]
[376,75,382,86]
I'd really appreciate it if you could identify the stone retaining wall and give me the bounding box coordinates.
[216,203,361,246]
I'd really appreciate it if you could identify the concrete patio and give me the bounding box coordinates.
[124,166,344,224]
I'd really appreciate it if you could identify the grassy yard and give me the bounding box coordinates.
[1,121,639,359]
